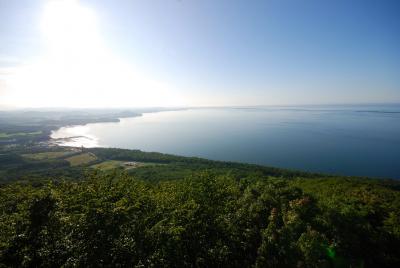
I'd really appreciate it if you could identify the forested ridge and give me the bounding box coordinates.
[0,145,399,267]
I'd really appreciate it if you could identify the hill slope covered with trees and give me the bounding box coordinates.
[1,146,399,267]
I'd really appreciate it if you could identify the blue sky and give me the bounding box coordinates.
[0,0,399,108]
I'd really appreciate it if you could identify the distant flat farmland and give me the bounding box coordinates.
[91,160,125,170]
[22,151,74,160]
[65,152,97,166]
[91,160,159,171]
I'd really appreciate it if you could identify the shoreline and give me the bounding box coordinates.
[47,108,190,147]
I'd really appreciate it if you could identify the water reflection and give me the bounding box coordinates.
[51,125,99,147]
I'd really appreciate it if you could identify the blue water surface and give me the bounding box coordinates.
[52,104,400,179]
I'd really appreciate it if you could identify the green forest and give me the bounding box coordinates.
[1,145,400,267]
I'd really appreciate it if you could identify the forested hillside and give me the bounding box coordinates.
[1,146,399,267]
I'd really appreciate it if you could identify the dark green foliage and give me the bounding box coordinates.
[0,154,80,183]
[1,172,399,267]
[0,144,399,267]
[291,178,400,267]
[88,147,324,183]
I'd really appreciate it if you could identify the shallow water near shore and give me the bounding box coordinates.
[51,105,400,179]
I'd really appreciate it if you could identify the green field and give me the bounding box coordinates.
[65,152,97,166]
[22,151,73,160]
[90,160,125,170]
[91,160,160,170]
[0,131,42,138]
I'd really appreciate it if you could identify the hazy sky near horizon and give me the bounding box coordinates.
[0,0,399,108]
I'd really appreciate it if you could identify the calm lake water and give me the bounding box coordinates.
[51,105,400,179]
